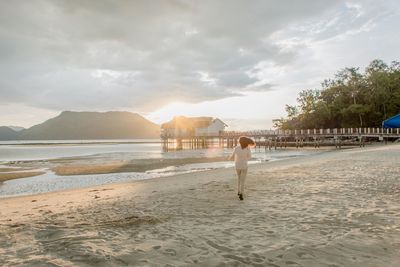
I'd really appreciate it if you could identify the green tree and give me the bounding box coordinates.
[279,59,400,129]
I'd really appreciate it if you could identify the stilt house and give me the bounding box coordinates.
[161,116,227,138]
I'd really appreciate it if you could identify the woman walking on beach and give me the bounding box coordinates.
[229,136,255,200]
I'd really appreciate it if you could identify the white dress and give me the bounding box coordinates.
[230,145,251,170]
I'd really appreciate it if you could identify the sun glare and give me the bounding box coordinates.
[147,102,198,123]
[147,91,290,126]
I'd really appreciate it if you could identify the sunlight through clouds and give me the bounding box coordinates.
[0,0,399,127]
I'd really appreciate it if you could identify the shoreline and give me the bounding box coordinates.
[0,138,161,145]
[0,143,346,200]
[0,156,232,183]
[0,140,162,146]
[0,146,335,197]
[0,143,389,201]
[1,144,399,265]
[0,145,380,197]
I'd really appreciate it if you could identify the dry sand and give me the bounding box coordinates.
[0,144,399,266]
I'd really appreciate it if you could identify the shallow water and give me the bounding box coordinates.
[0,141,162,162]
[0,140,320,197]
[0,139,317,162]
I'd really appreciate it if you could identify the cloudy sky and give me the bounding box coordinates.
[0,0,399,129]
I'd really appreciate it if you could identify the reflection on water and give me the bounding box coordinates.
[0,140,320,197]
[0,141,316,162]
[0,141,162,162]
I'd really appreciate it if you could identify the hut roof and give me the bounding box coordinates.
[161,116,215,129]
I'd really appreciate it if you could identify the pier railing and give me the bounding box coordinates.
[221,127,400,137]
[160,127,400,150]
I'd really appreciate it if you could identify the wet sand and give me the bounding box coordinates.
[51,157,230,176]
[0,144,399,266]
[0,166,46,183]
[3,156,230,180]
[0,171,46,183]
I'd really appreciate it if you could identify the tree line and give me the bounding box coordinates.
[275,59,400,129]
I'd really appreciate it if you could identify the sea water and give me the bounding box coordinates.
[0,140,319,197]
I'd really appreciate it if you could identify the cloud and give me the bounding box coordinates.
[0,0,399,121]
[269,0,398,49]
[0,0,343,112]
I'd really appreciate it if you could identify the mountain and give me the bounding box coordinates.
[17,111,160,140]
[0,126,18,140]
[7,126,25,132]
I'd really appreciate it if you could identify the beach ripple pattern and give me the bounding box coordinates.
[1,145,400,266]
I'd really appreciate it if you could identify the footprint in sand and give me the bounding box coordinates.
[9,223,25,228]
[39,210,53,215]
[35,228,65,242]
[296,252,314,259]
[250,254,265,263]
[164,248,177,256]
[285,260,303,266]
[222,254,250,265]
[206,240,233,252]
[101,188,114,191]
[251,253,265,260]
[33,205,49,210]
[252,258,264,263]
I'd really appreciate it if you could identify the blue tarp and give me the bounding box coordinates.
[383,113,400,128]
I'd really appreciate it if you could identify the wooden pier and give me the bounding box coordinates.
[161,127,400,151]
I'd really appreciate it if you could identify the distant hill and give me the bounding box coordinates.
[7,126,25,132]
[0,126,18,140]
[16,111,160,140]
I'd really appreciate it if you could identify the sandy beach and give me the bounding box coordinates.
[0,144,399,266]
